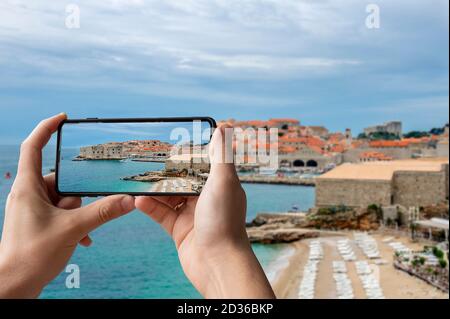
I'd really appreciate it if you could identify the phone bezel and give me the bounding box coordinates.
[55,117,217,197]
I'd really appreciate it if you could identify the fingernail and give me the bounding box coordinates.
[59,112,68,119]
[121,196,135,211]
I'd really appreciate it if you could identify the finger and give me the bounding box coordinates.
[44,174,58,203]
[57,196,82,210]
[209,124,238,177]
[135,197,179,236]
[43,174,82,209]
[79,235,93,247]
[18,113,67,179]
[74,195,135,234]
[43,174,61,205]
[151,196,186,209]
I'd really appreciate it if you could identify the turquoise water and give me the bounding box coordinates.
[59,148,164,193]
[0,145,315,299]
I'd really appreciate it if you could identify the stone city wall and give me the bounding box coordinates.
[393,169,448,208]
[315,178,393,208]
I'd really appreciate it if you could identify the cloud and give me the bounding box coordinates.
[0,0,448,132]
[0,0,366,80]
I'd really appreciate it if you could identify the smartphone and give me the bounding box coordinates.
[55,117,216,197]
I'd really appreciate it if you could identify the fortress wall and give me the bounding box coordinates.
[315,178,392,208]
[393,170,447,208]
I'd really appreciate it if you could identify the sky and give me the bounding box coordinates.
[0,0,448,144]
[60,121,212,147]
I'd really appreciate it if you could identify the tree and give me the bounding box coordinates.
[358,133,368,140]
[433,247,444,259]
[368,132,400,141]
[430,127,446,136]
[403,131,430,139]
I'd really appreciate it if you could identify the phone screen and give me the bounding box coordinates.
[56,118,215,196]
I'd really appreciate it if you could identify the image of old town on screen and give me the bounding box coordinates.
[56,119,214,195]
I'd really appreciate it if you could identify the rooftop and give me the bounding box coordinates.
[318,159,449,181]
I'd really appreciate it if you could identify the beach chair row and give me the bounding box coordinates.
[332,261,354,299]
[337,239,356,262]
[355,261,385,299]
[298,241,323,299]
[354,232,380,259]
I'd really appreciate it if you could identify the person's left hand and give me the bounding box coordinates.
[0,113,135,298]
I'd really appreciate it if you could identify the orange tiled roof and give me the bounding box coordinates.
[328,133,346,143]
[280,136,326,149]
[279,146,297,154]
[402,137,429,144]
[309,145,325,155]
[360,151,393,161]
[233,120,267,127]
[268,118,300,124]
[329,144,345,153]
[369,140,409,148]
[350,140,366,149]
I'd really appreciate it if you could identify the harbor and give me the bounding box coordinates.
[239,175,316,186]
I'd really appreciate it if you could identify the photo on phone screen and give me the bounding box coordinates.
[56,118,216,196]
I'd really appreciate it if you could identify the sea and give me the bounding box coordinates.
[0,145,315,299]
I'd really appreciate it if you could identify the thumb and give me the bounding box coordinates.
[75,195,135,234]
[209,124,237,177]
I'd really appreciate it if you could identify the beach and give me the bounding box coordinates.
[151,177,200,194]
[270,232,448,299]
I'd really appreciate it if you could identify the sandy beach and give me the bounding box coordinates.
[151,177,198,193]
[271,232,448,299]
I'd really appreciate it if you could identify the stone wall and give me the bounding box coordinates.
[165,157,210,173]
[79,145,124,159]
[437,141,449,158]
[393,170,447,207]
[279,153,339,170]
[342,147,412,163]
[315,178,392,208]
[317,163,448,209]
[382,206,399,223]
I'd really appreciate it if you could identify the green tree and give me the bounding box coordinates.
[368,132,400,141]
[403,131,430,139]
[358,133,368,140]
[433,247,444,259]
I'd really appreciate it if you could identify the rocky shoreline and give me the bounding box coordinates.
[122,170,185,183]
[246,207,380,244]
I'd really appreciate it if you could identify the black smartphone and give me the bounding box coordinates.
[55,117,216,197]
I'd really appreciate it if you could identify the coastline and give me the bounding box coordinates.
[269,232,449,299]
[240,175,316,186]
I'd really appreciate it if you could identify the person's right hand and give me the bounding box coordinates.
[136,125,275,299]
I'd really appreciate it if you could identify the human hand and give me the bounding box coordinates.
[0,113,135,298]
[136,125,275,299]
